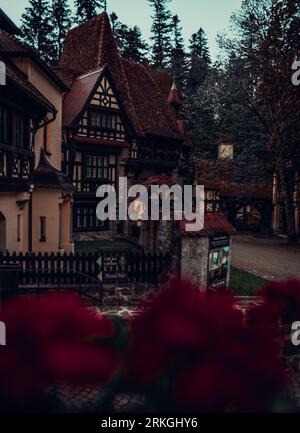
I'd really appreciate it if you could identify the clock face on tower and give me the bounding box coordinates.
[218,144,234,160]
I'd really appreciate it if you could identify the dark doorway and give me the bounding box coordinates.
[235,205,262,232]
[0,212,6,252]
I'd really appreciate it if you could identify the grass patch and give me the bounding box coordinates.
[75,240,143,254]
[230,266,266,296]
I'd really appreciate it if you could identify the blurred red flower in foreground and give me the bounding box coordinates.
[262,279,300,324]
[0,292,118,402]
[247,279,300,327]
[125,278,286,412]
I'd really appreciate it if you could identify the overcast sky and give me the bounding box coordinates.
[1,0,243,60]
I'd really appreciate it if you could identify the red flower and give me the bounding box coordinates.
[262,279,300,323]
[0,292,118,402]
[125,278,286,411]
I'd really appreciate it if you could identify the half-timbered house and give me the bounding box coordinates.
[56,12,190,252]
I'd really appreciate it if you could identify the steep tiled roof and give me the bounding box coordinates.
[0,30,68,91]
[167,82,183,107]
[0,8,22,35]
[142,173,174,189]
[58,13,184,140]
[121,58,183,139]
[180,213,237,237]
[196,160,272,199]
[147,68,173,99]
[0,53,55,113]
[62,68,104,126]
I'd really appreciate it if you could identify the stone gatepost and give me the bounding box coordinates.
[179,214,236,293]
[180,235,209,291]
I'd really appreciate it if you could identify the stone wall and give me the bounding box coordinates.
[180,236,209,290]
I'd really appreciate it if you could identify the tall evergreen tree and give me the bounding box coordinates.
[110,12,118,32]
[75,0,107,23]
[21,0,56,64]
[122,26,148,63]
[51,0,72,63]
[189,28,211,62]
[188,27,211,88]
[110,13,148,63]
[148,0,172,69]
[109,12,129,52]
[170,15,186,88]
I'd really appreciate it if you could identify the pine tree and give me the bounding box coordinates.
[110,13,148,63]
[75,0,107,23]
[188,27,211,88]
[170,15,186,88]
[122,26,148,63]
[21,0,56,65]
[109,12,129,52]
[148,0,172,69]
[189,28,211,62]
[51,0,72,63]
[110,12,118,32]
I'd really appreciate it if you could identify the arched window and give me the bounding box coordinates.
[235,205,262,231]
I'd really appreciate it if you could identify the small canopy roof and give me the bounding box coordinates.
[34,150,74,192]
[180,213,237,237]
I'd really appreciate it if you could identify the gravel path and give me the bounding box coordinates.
[231,235,300,280]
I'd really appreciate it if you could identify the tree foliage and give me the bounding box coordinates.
[21,0,56,64]
[170,15,187,88]
[110,13,148,62]
[52,0,72,63]
[148,0,172,68]
[75,0,107,23]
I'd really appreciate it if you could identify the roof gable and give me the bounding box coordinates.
[0,53,55,113]
[58,12,184,141]
[62,68,104,127]
[0,30,68,91]
[0,8,22,36]
[62,67,131,136]
[90,74,120,110]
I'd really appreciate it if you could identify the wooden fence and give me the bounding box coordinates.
[0,251,171,288]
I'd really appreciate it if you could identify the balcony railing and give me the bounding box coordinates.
[0,147,34,185]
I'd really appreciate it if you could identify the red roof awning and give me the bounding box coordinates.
[180,213,237,237]
[142,173,174,189]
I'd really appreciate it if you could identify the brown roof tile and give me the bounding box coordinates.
[167,82,183,107]
[62,68,104,126]
[0,30,68,91]
[59,13,184,140]
[0,53,55,112]
[196,160,272,199]
[180,213,237,237]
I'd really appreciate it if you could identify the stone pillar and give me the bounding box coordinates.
[60,195,74,253]
[156,220,173,254]
[180,236,209,291]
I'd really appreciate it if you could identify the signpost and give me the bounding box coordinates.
[97,253,128,284]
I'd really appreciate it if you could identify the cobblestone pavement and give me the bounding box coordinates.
[231,234,300,280]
